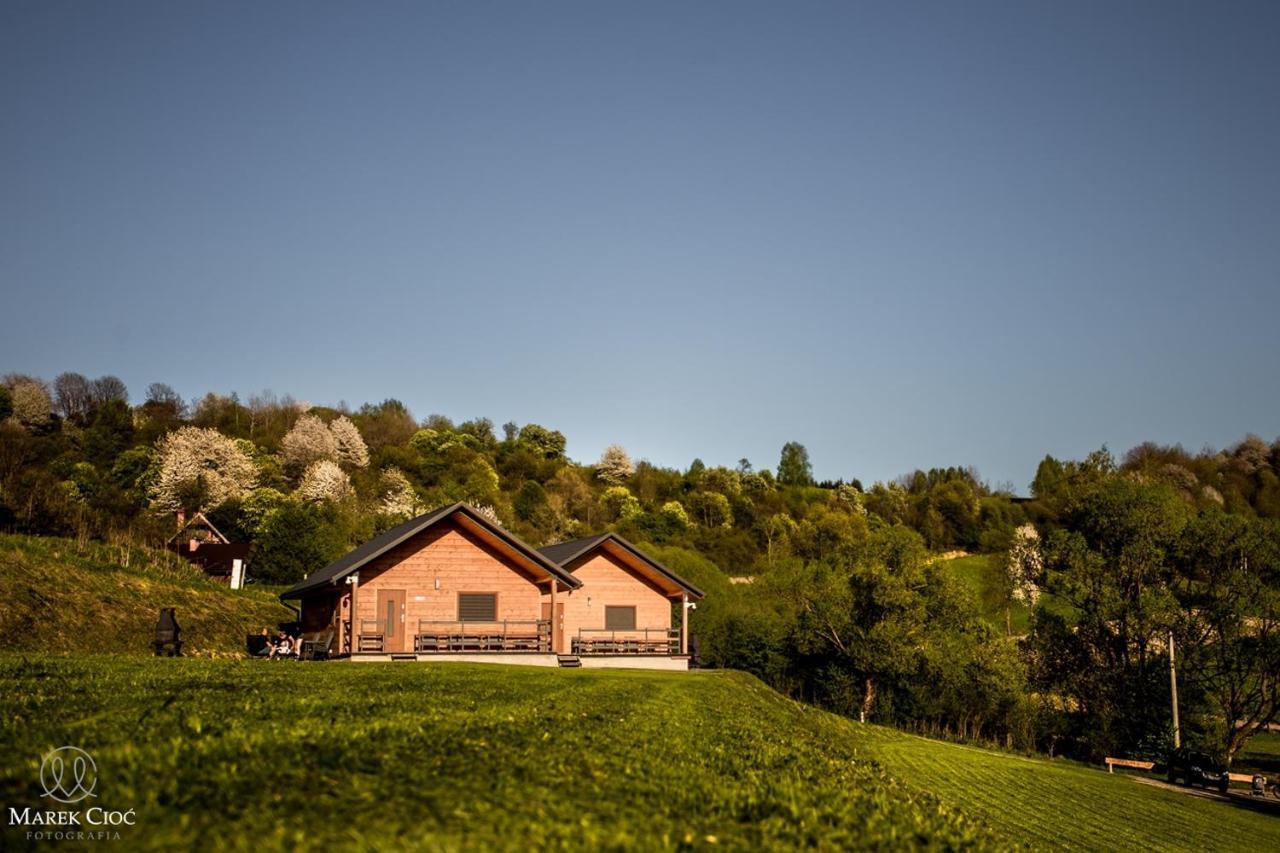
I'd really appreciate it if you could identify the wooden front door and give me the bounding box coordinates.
[377,589,407,653]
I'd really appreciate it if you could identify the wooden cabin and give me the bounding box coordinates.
[538,533,704,665]
[168,511,252,589]
[279,503,703,669]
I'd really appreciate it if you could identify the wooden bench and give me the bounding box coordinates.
[1105,757,1155,773]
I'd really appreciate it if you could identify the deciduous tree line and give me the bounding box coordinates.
[2,371,1278,763]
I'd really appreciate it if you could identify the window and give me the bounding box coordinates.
[604,606,636,631]
[458,593,497,622]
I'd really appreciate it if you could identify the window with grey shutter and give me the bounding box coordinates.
[604,606,636,631]
[458,593,497,622]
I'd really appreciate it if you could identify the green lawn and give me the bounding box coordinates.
[4,656,1277,851]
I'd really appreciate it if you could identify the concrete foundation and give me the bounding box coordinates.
[578,656,690,671]
[347,653,560,667]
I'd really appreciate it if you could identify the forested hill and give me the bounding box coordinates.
[2,371,1279,767]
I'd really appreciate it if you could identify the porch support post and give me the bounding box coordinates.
[680,593,689,656]
[348,573,360,655]
[550,579,558,654]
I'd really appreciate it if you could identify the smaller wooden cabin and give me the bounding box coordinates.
[538,533,704,661]
[168,511,252,589]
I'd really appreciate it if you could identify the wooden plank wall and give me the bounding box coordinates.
[545,551,674,643]
[353,520,545,635]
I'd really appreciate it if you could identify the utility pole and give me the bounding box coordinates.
[1169,630,1181,749]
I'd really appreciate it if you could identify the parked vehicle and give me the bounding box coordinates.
[1166,748,1230,793]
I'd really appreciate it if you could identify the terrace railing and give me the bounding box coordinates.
[414,619,552,653]
[573,628,680,656]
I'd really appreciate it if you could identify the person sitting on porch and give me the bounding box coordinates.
[268,631,294,659]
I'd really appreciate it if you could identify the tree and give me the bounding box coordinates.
[252,501,348,584]
[280,413,338,476]
[788,525,931,723]
[377,467,420,518]
[514,480,547,522]
[517,424,566,459]
[595,444,635,484]
[351,398,417,451]
[90,375,128,406]
[777,441,814,486]
[1005,524,1043,606]
[150,426,258,513]
[1031,476,1188,758]
[1175,512,1280,764]
[0,386,11,422]
[142,382,187,422]
[329,416,369,468]
[53,372,94,423]
[658,501,690,529]
[84,399,135,466]
[687,491,733,528]
[297,460,353,503]
[4,376,53,429]
[602,486,641,522]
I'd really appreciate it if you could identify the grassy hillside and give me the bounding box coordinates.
[939,555,1031,633]
[1,656,990,851]
[939,554,1077,636]
[3,657,1277,851]
[0,535,292,654]
[855,726,1279,851]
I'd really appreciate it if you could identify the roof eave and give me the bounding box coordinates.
[567,533,706,600]
[279,502,582,599]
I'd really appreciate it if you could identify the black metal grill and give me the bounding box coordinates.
[153,608,183,656]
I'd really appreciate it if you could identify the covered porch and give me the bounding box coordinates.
[354,618,553,654]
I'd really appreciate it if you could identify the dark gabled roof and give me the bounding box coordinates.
[537,532,705,600]
[280,503,581,600]
[167,511,230,545]
[536,533,611,567]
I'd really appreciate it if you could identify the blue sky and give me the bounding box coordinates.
[2,2,1277,490]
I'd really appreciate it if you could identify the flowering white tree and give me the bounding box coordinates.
[150,426,258,513]
[377,467,420,518]
[5,377,53,429]
[472,503,503,527]
[297,460,353,503]
[330,416,369,468]
[595,444,635,484]
[1006,523,1043,606]
[280,414,337,475]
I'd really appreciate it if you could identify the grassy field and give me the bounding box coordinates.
[939,554,1077,635]
[0,534,292,655]
[4,656,1278,851]
[938,555,1031,634]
